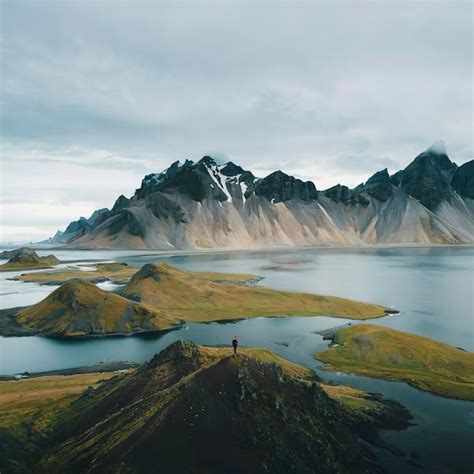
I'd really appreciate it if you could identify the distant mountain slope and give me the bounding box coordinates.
[49,142,474,249]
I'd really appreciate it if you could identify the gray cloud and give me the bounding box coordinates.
[1,1,472,241]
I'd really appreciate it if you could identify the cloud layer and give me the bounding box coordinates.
[1,1,472,241]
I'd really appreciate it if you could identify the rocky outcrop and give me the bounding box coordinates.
[451,160,474,199]
[0,248,60,270]
[252,170,318,203]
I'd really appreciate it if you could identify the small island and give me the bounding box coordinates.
[121,263,388,322]
[0,341,411,473]
[316,324,474,401]
[0,263,388,337]
[0,248,60,272]
[13,262,257,286]
[14,262,136,285]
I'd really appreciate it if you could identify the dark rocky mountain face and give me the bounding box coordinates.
[323,184,369,206]
[134,157,249,203]
[364,168,390,187]
[252,170,317,203]
[451,160,474,199]
[87,208,109,225]
[352,168,393,202]
[107,209,145,238]
[48,208,109,244]
[63,216,90,235]
[390,141,458,210]
[111,195,131,212]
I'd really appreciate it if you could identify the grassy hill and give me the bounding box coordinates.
[14,279,175,336]
[0,342,411,473]
[122,263,387,323]
[316,324,474,400]
[0,248,60,272]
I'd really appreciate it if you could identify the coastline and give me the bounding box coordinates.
[0,361,138,380]
[5,242,473,254]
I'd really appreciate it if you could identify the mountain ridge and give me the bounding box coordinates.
[24,341,410,473]
[47,142,474,249]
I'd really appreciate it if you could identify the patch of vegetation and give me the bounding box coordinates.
[316,324,474,400]
[0,372,127,439]
[15,262,137,284]
[15,262,258,286]
[122,263,387,324]
[321,384,378,411]
[13,280,176,336]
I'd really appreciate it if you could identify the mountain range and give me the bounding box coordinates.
[48,141,474,249]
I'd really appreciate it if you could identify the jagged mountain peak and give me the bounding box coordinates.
[426,140,447,156]
[390,141,458,210]
[220,161,246,177]
[254,170,318,203]
[112,194,131,212]
[364,168,390,187]
[197,155,216,166]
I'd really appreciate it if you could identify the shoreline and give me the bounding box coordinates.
[2,242,473,255]
[0,361,139,380]
[0,308,393,339]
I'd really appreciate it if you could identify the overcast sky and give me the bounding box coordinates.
[1,1,472,241]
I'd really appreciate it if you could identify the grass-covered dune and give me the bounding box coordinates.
[122,263,387,322]
[0,248,60,272]
[316,324,474,401]
[0,341,411,473]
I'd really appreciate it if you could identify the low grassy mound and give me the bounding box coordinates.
[316,324,474,400]
[15,262,137,285]
[0,341,411,473]
[13,280,175,336]
[15,262,258,286]
[122,263,386,323]
[0,248,60,271]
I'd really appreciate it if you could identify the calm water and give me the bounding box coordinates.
[0,246,473,473]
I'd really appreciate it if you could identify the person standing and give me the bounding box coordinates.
[232,335,238,355]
